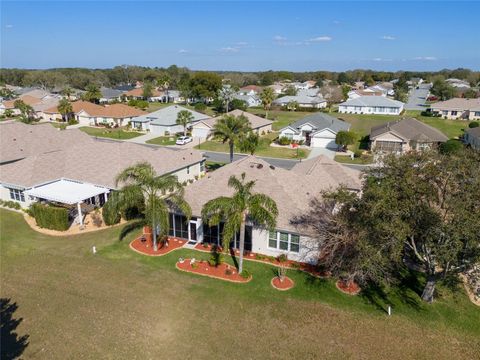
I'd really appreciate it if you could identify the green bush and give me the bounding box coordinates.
[354,150,363,158]
[31,203,69,231]
[194,103,207,113]
[2,200,21,210]
[439,139,464,155]
[278,136,292,146]
[68,118,78,125]
[469,121,479,128]
[240,269,251,279]
[277,254,288,262]
[102,198,121,226]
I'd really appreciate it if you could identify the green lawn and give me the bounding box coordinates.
[247,108,313,131]
[1,209,479,359]
[196,137,309,159]
[79,126,143,140]
[334,154,374,165]
[146,135,177,146]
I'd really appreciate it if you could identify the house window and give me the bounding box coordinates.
[442,111,448,115]
[200,161,205,173]
[451,111,458,116]
[9,188,25,202]
[475,112,480,117]
[268,231,300,253]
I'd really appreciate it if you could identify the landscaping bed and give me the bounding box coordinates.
[271,276,295,291]
[129,236,186,256]
[176,258,252,283]
[336,279,361,295]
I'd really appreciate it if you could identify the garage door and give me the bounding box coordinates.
[311,137,337,148]
[192,127,211,139]
[150,125,167,136]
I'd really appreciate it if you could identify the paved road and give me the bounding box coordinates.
[405,83,432,111]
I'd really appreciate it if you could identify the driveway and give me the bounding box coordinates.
[307,147,336,160]
[126,132,159,144]
[202,151,300,170]
[405,83,432,111]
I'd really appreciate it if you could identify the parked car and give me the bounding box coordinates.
[176,136,193,145]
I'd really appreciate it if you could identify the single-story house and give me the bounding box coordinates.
[429,98,480,120]
[0,122,206,227]
[347,89,384,100]
[123,87,164,102]
[268,84,284,94]
[239,85,262,96]
[178,155,361,263]
[43,101,146,126]
[191,109,273,139]
[273,95,327,109]
[446,78,471,89]
[1,91,61,118]
[130,105,211,134]
[338,96,404,115]
[370,118,448,153]
[464,127,480,150]
[233,94,261,107]
[279,113,350,148]
[99,87,124,103]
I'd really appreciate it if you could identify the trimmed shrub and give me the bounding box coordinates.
[194,102,207,113]
[2,200,21,210]
[278,136,292,146]
[31,203,69,231]
[469,121,479,128]
[102,198,121,226]
[439,139,464,155]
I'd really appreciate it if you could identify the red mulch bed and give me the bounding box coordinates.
[130,237,186,256]
[271,276,295,291]
[194,243,223,253]
[336,280,361,295]
[176,259,251,283]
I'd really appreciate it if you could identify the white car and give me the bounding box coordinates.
[176,136,193,145]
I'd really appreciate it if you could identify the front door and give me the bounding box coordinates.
[188,221,197,243]
[304,131,312,146]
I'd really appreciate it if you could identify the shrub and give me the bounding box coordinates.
[440,139,464,155]
[225,268,233,276]
[240,269,251,279]
[209,250,223,267]
[278,136,292,146]
[2,201,21,210]
[31,203,69,231]
[277,254,288,263]
[102,198,121,226]
[354,150,363,158]
[469,121,479,128]
[68,118,79,125]
[194,103,207,113]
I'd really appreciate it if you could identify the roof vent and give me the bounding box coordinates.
[257,164,263,169]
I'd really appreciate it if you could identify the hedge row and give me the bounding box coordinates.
[31,203,69,231]
[0,199,22,210]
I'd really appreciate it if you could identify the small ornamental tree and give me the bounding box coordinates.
[176,110,194,136]
[335,131,357,150]
[259,87,275,119]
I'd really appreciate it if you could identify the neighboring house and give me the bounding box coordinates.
[338,96,404,115]
[464,127,480,150]
[233,94,261,107]
[278,113,350,148]
[191,109,273,139]
[0,122,206,220]
[163,90,185,103]
[179,155,361,263]
[123,87,164,101]
[347,89,384,100]
[43,101,146,126]
[239,85,262,96]
[429,98,480,120]
[268,83,284,94]
[1,91,61,117]
[273,95,327,109]
[446,78,471,89]
[130,105,211,134]
[99,87,124,103]
[297,88,321,97]
[370,118,448,153]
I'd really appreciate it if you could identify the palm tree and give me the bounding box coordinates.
[57,98,73,122]
[115,162,191,251]
[211,114,251,163]
[142,81,154,99]
[157,74,171,102]
[83,84,102,104]
[61,86,73,100]
[287,100,298,112]
[218,86,236,113]
[176,110,194,136]
[202,173,278,274]
[259,87,275,119]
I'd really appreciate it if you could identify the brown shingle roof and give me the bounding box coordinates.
[44,101,146,118]
[123,87,163,97]
[184,156,361,232]
[370,118,448,143]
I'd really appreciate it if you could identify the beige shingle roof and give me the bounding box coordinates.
[184,156,361,232]
[199,109,273,130]
[370,118,448,143]
[430,98,480,111]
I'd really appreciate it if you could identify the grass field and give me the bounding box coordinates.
[1,209,479,359]
[79,126,143,140]
[334,154,374,164]
[146,135,177,146]
[247,108,312,131]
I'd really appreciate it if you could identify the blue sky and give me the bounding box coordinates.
[1,1,479,71]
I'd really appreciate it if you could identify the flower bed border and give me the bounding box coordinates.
[335,280,361,295]
[176,260,252,283]
[129,237,186,257]
[271,276,295,291]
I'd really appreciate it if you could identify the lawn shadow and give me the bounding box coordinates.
[0,298,29,360]
[360,283,391,314]
[358,135,370,150]
[395,270,423,310]
[118,220,144,242]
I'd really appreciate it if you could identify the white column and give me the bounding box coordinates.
[77,202,83,227]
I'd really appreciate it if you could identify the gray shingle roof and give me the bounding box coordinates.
[466,126,480,138]
[370,118,448,142]
[340,96,404,108]
[132,105,211,125]
[274,95,326,105]
[282,113,350,134]
[100,87,124,99]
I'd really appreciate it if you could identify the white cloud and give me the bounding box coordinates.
[306,36,332,42]
[372,58,392,62]
[413,56,437,61]
[5,24,13,29]
[178,49,188,54]
[273,35,287,42]
[381,35,396,40]
[220,47,240,53]
[236,41,248,46]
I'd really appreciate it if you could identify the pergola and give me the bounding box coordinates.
[25,179,110,227]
